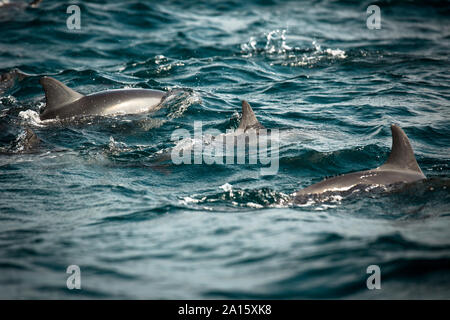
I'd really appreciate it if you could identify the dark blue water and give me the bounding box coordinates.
[0,0,449,299]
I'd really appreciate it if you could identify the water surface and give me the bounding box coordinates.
[0,0,449,299]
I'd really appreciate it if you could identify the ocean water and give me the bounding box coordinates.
[0,0,449,299]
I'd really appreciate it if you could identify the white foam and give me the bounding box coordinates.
[18,109,44,127]
[220,183,232,192]
[325,48,347,58]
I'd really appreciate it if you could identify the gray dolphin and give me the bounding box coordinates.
[238,100,265,132]
[17,128,40,152]
[149,100,266,165]
[294,125,426,203]
[0,128,40,155]
[39,76,168,120]
[0,68,29,95]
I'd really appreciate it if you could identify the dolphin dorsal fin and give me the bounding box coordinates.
[40,76,84,110]
[380,124,423,174]
[238,100,265,131]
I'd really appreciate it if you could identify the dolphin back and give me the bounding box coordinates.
[39,76,84,119]
[294,124,426,201]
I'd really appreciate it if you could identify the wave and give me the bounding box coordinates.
[241,29,347,67]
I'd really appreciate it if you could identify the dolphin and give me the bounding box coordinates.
[0,68,29,95]
[293,124,426,203]
[38,76,169,120]
[0,128,40,155]
[237,100,265,132]
[153,100,266,163]
[17,128,40,152]
[206,100,267,147]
